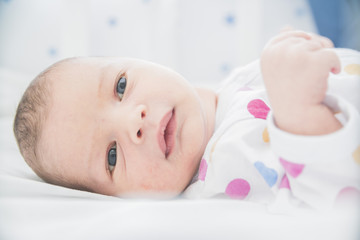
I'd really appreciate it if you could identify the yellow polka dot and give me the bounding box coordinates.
[344,64,360,75]
[353,145,360,165]
[262,127,270,143]
[209,138,220,163]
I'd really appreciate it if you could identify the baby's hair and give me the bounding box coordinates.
[13,58,82,187]
[13,66,54,181]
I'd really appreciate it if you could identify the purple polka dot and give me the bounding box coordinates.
[279,158,305,178]
[279,175,290,189]
[198,158,208,181]
[247,99,270,120]
[225,178,250,200]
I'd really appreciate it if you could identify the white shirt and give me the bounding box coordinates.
[184,49,360,212]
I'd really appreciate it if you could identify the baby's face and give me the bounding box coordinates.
[39,57,215,197]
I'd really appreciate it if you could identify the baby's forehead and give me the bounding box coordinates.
[52,57,104,73]
[50,57,155,80]
[39,67,100,183]
[48,58,105,88]
[52,57,130,80]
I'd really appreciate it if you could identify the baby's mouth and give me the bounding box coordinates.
[164,109,176,157]
[158,109,176,158]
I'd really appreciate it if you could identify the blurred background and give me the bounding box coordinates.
[0,0,359,116]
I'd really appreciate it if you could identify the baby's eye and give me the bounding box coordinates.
[107,145,117,173]
[116,76,127,100]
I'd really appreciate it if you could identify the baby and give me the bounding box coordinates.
[14,30,360,210]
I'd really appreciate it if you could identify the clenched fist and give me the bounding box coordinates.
[261,30,342,135]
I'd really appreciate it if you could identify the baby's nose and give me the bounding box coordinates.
[128,104,147,144]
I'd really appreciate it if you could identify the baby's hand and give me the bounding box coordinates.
[261,30,342,135]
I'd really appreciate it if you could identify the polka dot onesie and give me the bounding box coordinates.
[184,49,360,211]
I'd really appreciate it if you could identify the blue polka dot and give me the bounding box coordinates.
[225,14,236,25]
[254,161,278,187]
[108,17,117,27]
[220,63,231,73]
[295,7,307,17]
[48,47,58,57]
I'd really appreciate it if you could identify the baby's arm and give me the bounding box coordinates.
[261,30,342,135]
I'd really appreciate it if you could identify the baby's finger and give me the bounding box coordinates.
[318,49,341,74]
[270,30,312,45]
[319,36,334,48]
[280,25,294,32]
[310,34,334,48]
[302,39,323,51]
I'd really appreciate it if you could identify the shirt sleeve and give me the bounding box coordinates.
[267,94,360,210]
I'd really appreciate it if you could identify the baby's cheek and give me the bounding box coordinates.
[130,162,157,188]
[181,115,207,157]
[138,167,166,191]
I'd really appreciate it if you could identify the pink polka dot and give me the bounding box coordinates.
[279,158,304,178]
[247,99,270,120]
[237,86,252,91]
[279,175,290,189]
[336,187,360,204]
[225,178,250,200]
[198,158,208,181]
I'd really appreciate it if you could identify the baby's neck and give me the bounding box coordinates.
[195,87,217,141]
